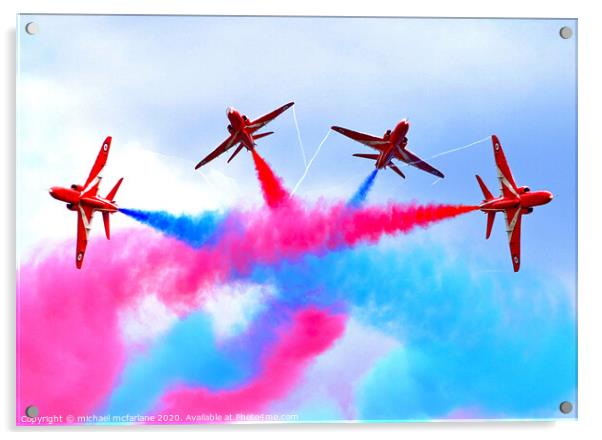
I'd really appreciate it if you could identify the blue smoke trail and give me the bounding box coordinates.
[248,244,576,419]
[120,208,228,248]
[348,169,379,207]
[103,313,251,416]
[101,241,575,419]
[103,293,342,416]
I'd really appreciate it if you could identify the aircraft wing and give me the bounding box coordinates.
[331,126,389,150]
[246,102,294,133]
[75,205,94,269]
[83,136,112,191]
[195,134,238,169]
[397,148,445,178]
[492,135,519,199]
[504,206,522,272]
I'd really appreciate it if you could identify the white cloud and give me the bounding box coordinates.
[106,141,250,214]
[118,279,276,346]
[201,281,276,341]
[269,318,400,419]
[16,75,263,262]
[119,293,179,346]
[17,16,576,279]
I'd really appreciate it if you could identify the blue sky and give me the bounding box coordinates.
[16,15,577,420]
[17,15,576,277]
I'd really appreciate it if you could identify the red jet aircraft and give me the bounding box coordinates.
[195,102,295,169]
[49,136,123,269]
[476,135,553,272]
[331,119,444,179]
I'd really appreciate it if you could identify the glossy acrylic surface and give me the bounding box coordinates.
[16,15,577,425]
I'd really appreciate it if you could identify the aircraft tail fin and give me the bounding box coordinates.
[102,212,111,240]
[485,212,495,239]
[253,131,273,140]
[476,175,494,201]
[388,164,406,179]
[106,177,123,202]
[227,144,245,163]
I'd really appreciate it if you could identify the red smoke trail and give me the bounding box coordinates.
[18,240,134,420]
[16,230,216,422]
[154,307,346,420]
[140,202,478,307]
[251,149,289,208]
[16,230,344,422]
[109,202,478,308]
[222,202,479,268]
[339,203,479,246]
[17,202,476,421]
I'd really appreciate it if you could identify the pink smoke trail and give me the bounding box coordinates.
[17,201,476,421]
[111,201,477,310]
[251,149,289,208]
[17,230,344,424]
[18,248,128,421]
[18,202,478,335]
[112,147,477,307]
[154,307,347,421]
[123,202,478,308]
[16,229,203,423]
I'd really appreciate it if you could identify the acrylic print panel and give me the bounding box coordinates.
[16,15,577,425]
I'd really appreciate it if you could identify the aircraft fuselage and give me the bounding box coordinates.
[479,190,553,213]
[49,186,119,213]
[227,107,255,150]
[376,119,410,169]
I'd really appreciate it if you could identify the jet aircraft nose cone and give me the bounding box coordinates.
[226,107,234,115]
[48,186,61,200]
[548,192,554,200]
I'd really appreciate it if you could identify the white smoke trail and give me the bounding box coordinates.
[400,136,490,169]
[429,136,490,160]
[292,106,308,168]
[290,129,332,197]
